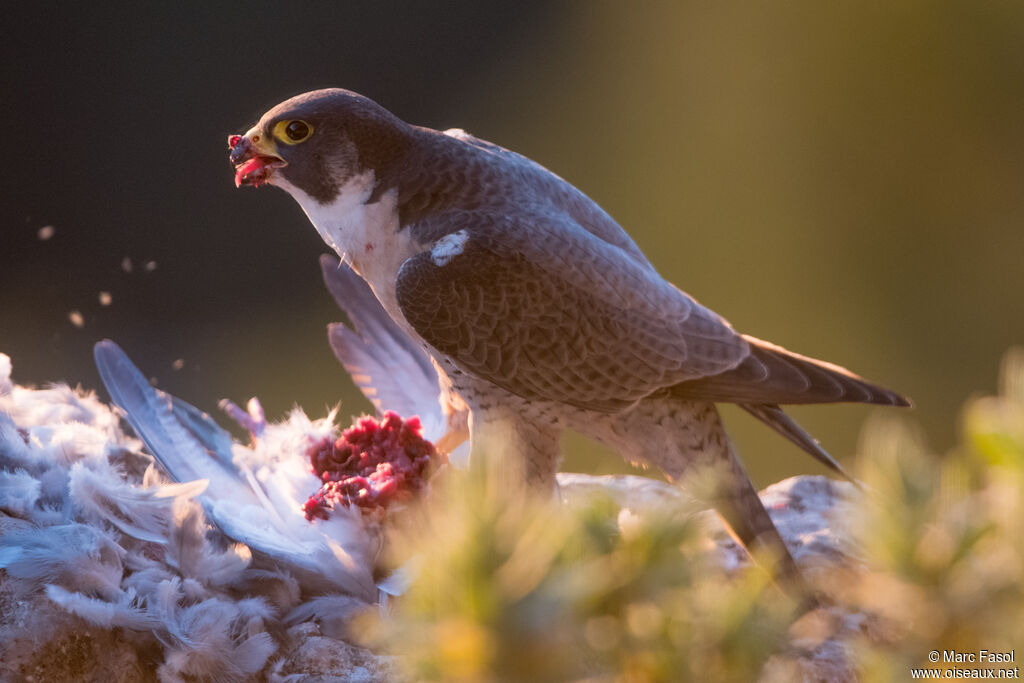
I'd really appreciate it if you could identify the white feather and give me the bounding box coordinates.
[0,468,41,516]
[430,229,469,266]
[167,503,252,588]
[0,352,11,395]
[121,562,176,598]
[1,346,389,675]
[285,595,366,640]
[68,460,208,544]
[234,568,302,614]
[37,464,69,502]
[154,580,277,682]
[3,383,124,444]
[0,412,35,470]
[0,523,125,599]
[45,584,158,630]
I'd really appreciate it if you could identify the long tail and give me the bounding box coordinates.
[739,403,859,485]
[673,335,911,407]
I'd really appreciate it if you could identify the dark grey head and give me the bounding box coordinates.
[229,89,412,204]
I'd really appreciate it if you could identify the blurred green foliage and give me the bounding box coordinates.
[360,348,1024,681]
[362,469,794,682]
[854,348,1024,679]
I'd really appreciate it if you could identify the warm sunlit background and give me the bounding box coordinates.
[3,1,1023,486]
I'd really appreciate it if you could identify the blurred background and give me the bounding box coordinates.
[3,1,1023,486]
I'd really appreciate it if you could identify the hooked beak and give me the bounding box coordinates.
[229,132,286,188]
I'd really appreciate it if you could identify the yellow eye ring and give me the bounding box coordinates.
[274,119,313,145]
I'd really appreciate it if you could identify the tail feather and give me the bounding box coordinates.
[739,403,859,486]
[673,335,911,407]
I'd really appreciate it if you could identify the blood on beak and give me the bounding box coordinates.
[229,134,285,188]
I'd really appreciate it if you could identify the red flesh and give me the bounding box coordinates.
[302,412,445,520]
[234,156,277,188]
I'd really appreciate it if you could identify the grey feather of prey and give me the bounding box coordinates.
[94,341,378,601]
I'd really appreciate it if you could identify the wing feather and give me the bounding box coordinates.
[320,255,448,437]
[388,132,909,412]
[395,214,750,412]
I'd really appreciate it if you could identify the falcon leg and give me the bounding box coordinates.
[467,409,562,490]
[653,405,807,593]
[578,400,808,594]
[435,419,469,458]
[691,430,808,593]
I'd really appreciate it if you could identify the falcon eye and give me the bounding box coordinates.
[285,121,309,140]
[274,119,313,145]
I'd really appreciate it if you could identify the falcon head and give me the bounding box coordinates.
[229,89,410,204]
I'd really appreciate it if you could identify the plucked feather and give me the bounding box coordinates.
[0,523,124,599]
[154,580,277,682]
[166,503,252,588]
[284,595,366,640]
[68,460,208,544]
[0,353,11,395]
[2,350,384,676]
[0,468,41,516]
[95,340,379,600]
[45,584,159,630]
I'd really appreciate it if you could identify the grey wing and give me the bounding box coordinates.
[320,255,446,437]
[395,212,750,413]
[94,340,378,598]
[94,340,254,498]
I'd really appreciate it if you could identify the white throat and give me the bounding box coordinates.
[274,171,378,260]
[274,171,420,319]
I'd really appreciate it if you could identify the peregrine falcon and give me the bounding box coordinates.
[229,89,908,587]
